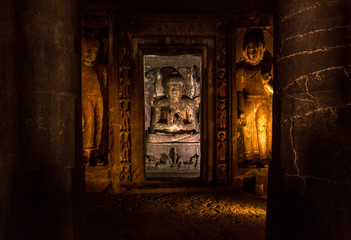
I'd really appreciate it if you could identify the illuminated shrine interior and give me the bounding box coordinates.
[2,0,351,240]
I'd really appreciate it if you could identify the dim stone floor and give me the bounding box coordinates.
[86,188,266,240]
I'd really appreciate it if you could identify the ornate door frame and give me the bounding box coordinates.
[109,15,234,190]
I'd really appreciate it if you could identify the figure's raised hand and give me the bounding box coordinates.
[238,113,247,126]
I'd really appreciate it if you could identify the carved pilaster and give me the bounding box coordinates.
[117,21,132,183]
[215,34,229,184]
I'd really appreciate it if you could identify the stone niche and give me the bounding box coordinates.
[81,17,110,192]
[234,27,273,196]
[144,55,201,178]
[81,25,109,167]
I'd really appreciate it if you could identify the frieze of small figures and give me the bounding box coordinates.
[120,164,131,181]
[119,67,131,99]
[120,133,131,163]
[120,101,131,131]
[217,131,227,161]
[216,69,227,97]
[216,100,227,129]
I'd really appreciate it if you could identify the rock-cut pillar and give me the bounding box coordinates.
[0,1,82,239]
[266,0,351,239]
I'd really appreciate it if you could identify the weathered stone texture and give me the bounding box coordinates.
[267,0,351,239]
[0,1,81,239]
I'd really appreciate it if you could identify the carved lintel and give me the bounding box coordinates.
[131,21,220,36]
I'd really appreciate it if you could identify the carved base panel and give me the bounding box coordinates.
[146,142,200,178]
[148,133,200,143]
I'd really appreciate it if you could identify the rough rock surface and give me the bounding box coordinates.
[86,190,266,240]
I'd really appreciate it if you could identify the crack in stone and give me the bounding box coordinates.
[283,76,317,102]
[282,105,341,126]
[285,174,351,185]
[281,3,321,23]
[277,43,351,62]
[285,110,340,187]
[283,65,351,92]
[109,127,115,154]
[285,174,306,192]
[282,77,304,92]
[282,115,304,124]
[281,0,340,23]
[289,118,300,176]
[305,106,337,119]
[344,67,351,78]
[304,77,316,100]
[285,92,315,103]
[282,26,351,44]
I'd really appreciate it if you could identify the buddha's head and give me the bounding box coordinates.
[81,37,100,67]
[243,28,265,66]
[163,74,185,103]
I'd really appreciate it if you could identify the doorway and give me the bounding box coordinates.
[144,54,202,178]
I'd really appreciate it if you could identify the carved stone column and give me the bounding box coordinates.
[266,0,351,239]
[0,1,82,239]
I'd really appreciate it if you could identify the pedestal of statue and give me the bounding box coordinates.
[145,133,200,178]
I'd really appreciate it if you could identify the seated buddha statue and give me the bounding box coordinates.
[151,71,199,134]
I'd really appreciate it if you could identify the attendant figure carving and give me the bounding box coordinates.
[120,133,130,163]
[217,101,226,129]
[120,165,131,181]
[236,28,273,165]
[81,36,104,164]
[120,102,130,131]
[120,68,130,99]
[217,132,226,161]
[217,70,227,97]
